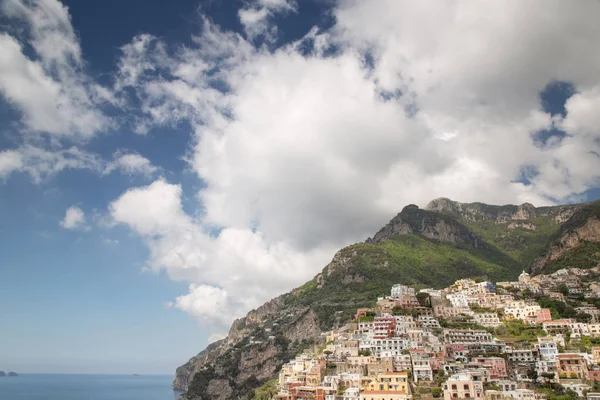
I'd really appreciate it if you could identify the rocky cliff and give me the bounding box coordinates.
[368,204,483,248]
[530,200,600,275]
[174,197,600,399]
[425,197,578,223]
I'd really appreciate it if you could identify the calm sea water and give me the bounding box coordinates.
[0,374,183,400]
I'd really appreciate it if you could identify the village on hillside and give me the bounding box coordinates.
[269,267,600,400]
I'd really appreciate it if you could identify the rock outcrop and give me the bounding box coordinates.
[530,201,600,275]
[7,372,17,376]
[0,371,5,377]
[367,204,483,248]
[426,197,579,223]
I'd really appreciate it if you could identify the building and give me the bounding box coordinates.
[503,301,541,323]
[373,317,397,339]
[473,313,503,328]
[536,337,558,359]
[411,353,433,382]
[506,349,537,363]
[444,329,493,344]
[557,353,588,380]
[391,284,415,298]
[434,305,472,319]
[535,309,553,324]
[361,372,411,400]
[443,373,484,400]
[519,271,532,284]
[589,324,600,338]
[468,357,508,380]
[543,319,574,334]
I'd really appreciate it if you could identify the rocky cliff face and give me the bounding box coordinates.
[367,204,483,248]
[530,200,600,275]
[426,197,580,223]
[174,293,324,399]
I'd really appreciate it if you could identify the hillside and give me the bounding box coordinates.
[174,198,600,399]
[530,200,600,275]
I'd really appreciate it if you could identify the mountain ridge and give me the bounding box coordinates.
[174,197,600,399]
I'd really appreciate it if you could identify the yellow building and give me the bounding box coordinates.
[360,372,412,400]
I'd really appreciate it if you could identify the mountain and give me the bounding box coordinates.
[529,200,600,275]
[174,198,599,399]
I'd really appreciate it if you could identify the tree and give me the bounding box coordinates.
[565,389,578,400]
[358,349,371,356]
[541,372,555,382]
[559,284,570,296]
[526,368,538,382]
[432,388,442,398]
[576,313,592,323]
[416,292,431,307]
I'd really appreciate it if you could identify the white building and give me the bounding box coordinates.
[391,284,415,298]
[473,313,502,328]
[536,337,558,361]
[503,301,541,322]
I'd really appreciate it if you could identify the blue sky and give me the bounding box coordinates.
[1,0,600,375]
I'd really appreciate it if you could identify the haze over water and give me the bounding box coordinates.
[0,374,180,400]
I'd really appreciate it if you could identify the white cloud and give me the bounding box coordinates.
[104,151,158,177]
[238,0,297,41]
[207,332,227,344]
[109,179,332,329]
[0,0,112,138]
[60,206,88,230]
[0,145,103,183]
[107,1,600,330]
[0,145,159,183]
[561,87,600,138]
[0,150,24,178]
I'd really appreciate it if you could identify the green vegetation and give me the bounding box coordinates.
[535,297,577,320]
[245,379,278,400]
[544,241,600,273]
[184,366,217,399]
[449,215,561,267]
[286,233,522,331]
[536,200,600,274]
[494,320,546,343]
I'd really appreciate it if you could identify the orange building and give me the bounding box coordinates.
[557,354,588,380]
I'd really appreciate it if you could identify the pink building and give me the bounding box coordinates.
[373,317,397,339]
[468,357,508,379]
[536,309,553,324]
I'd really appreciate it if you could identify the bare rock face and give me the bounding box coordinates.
[206,380,233,400]
[425,197,579,224]
[174,295,326,399]
[531,214,600,274]
[368,204,482,248]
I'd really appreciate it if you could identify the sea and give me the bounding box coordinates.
[0,374,183,400]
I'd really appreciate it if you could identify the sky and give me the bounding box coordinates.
[1,0,600,375]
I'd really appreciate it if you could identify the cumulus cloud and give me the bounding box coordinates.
[105,0,600,332]
[103,0,600,332]
[108,179,333,329]
[60,206,88,230]
[104,151,158,177]
[0,0,114,138]
[0,150,24,178]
